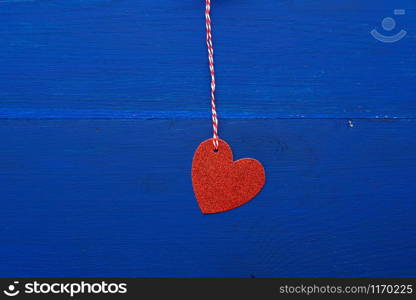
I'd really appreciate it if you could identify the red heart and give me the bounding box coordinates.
[192,138,265,214]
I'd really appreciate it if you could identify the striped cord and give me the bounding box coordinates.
[205,0,219,150]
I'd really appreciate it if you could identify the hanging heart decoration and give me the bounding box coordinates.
[191,1,266,214]
[192,139,265,214]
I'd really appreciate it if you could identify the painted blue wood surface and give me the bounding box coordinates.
[0,0,415,118]
[1,119,416,277]
[0,0,415,277]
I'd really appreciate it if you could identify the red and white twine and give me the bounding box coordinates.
[205,0,219,150]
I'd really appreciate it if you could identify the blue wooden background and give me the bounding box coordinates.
[1,0,415,277]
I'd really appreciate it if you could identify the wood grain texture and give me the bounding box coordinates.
[0,119,415,277]
[0,0,415,118]
[0,0,415,277]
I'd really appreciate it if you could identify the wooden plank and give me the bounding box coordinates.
[0,0,415,118]
[0,118,415,277]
